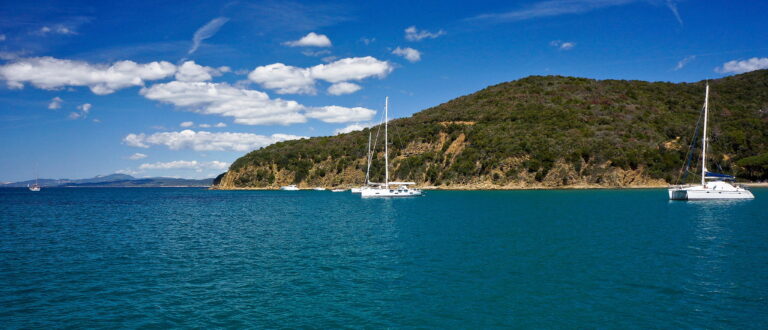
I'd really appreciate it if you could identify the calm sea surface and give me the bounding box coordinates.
[1,188,767,328]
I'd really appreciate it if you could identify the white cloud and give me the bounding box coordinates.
[334,123,373,135]
[215,122,227,127]
[309,56,393,83]
[674,55,695,71]
[283,32,332,47]
[404,26,445,41]
[360,37,375,45]
[175,61,223,82]
[248,56,392,95]
[139,160,230,171]
[306,106,376,123]
[38,25,77,35]
[392,47,422,62]
[188,17,229,54]
[123,129,306,152]
[302,49,332,57]
[550,40,575,50]
[199,123,211,128]
[467,0,636,22]
[0,57,176,94]
[665,0,683,26]
[248,63,316,94]
[180,121,194,127]
[327,82,362,95]
[140,81,306,125]
[715,57,768,74]
[69,103,92,119]
[48,96,63,110]
[129,153,148,160]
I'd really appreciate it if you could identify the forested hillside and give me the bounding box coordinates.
[216,70,768,189]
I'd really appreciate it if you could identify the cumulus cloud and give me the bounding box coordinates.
[283,32,332,47]
[215,122,227,127]
[392,47,421,62]
[189,17,229,54]
[248,56,392,95]
[199,123,211,128]
[334,122,373,135]
[175,61,225,82]
[310,56,393,82]
[0,57,176,94]
[327,82,361,95]
[550,40,575,50]
[180,121,194,127]
[123,129,306,152]
[715,57,768,74]
[305,106,376,123]
[404,26,445,41]
[129,153,147,160]
[674,55,695,71]
[248,63,316,94]
[48,96,63,110]
[139,160,230,171]
[141,81,306,125]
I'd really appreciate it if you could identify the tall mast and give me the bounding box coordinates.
[701,83,709,186]
[365,131,372,184]
[384,96,389,187]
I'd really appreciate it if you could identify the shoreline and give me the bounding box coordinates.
[211,182,768,191]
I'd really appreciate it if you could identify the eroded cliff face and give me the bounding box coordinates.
[215,130,666,190]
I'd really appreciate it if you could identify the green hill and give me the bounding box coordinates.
[217,70,768,189]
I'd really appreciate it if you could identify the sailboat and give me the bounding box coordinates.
[361,97,423,198]
[28,175,41,192]
[668,84,754,200]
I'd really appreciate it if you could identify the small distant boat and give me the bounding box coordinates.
[668,84,754,200]
[361,97,423,198]
[331,188,346,192]
[280,185,300,191]
[313,187,326,191]
[28,174,41,192]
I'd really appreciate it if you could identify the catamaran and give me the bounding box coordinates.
[280,185,300,191]
[668,84,754,200]
[361,97,423,198]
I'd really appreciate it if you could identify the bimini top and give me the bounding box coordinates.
[705,171,735,180]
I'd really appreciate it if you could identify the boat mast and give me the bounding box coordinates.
[365,131,372,185]
[701,83,709,186]
[384,96,389,187]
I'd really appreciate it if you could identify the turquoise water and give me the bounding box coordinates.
[1,188,767,328]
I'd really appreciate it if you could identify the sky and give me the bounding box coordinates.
[0,0,767,182]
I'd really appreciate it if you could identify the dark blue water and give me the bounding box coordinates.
[1,188,767,328]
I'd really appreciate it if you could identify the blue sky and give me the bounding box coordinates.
[1,0,767,182]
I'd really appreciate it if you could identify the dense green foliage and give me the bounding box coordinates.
[229,70,768,186]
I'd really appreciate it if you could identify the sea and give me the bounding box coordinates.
[1,188,767,328]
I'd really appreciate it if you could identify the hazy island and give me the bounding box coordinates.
[217,71,767,190]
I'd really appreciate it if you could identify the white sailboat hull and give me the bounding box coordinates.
[361,187,423,197]
[668,182,754,200]
[350,188,362,193]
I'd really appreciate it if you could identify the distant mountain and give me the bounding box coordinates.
[1,174,214,188]
[216,70,768,189]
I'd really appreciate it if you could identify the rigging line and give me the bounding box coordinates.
[676,103,705,184]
